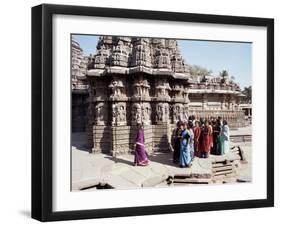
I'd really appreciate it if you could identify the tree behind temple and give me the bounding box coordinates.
[189,64,212,77]
[242,86,252,103]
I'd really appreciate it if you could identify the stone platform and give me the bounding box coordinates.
[72,141,251,191]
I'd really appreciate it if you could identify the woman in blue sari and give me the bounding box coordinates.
[179,122,192,168]
[187,120,195,160]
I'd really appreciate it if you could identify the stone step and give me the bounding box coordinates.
[214,169,233,176]
[212,173,236,183]
[173,178,211,184]
[212,162,232,168]
[212,165,233,172]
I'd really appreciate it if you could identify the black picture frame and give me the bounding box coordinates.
[31,3,274,222]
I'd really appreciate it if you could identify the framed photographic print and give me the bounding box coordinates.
[32,4,274,221]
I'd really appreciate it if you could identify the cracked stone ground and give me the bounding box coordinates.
[71,131,251,191]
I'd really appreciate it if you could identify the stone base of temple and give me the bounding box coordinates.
[188,110,246,128]
[90,125,112,153]
[88,108,246,156]
[90,124,173,156]
[152,123,171,152]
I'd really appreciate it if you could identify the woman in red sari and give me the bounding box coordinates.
[209,121,213,152]
[193,120,201,157]
[201,120,212,158]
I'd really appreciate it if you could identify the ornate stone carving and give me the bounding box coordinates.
[172,84,185,102]
[155,79,171,101]
[109,79,126,100]
[183,104,189,120]
[131,103,142,125]
[94,102,108,125]
[131,38,152,67]
[170,45,186,73]
[132,78,150,100]
[112,102,127,126]
[155,103,169,123]
[141,102,151,125]
[152,38,165,48]
[183,87,190,103]
[154,48,171,69]
[93,44,110,69]
[172,103,183,123]
[110,39,131,67]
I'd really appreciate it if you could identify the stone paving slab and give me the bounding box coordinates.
[72,144,251,190]
[102,174,138,189]
[72,178,101,190]
[230,125,252,136]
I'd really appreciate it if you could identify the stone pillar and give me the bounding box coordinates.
[91,101,112,153]
[111,110,130,156]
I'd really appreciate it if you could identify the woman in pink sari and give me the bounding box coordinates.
[134,123,149,166]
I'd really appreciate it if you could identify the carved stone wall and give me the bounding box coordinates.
[71,40,89,132]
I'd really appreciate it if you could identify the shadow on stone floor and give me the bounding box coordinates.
[148,151,178,167]
[104,155,133,166]
[102,151,178,168]
[71,132,89,152]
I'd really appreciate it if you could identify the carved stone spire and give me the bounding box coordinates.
[88,36,190,74]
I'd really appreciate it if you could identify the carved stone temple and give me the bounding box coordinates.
[71,36,245,156]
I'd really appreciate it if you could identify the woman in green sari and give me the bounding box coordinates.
[221,120,230,155]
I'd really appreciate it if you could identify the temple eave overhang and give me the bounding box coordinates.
[87,66,189,80]
[188,89,242,95]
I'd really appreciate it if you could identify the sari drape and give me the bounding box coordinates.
[212,124,222,155]
[202,125,212,153]
[193,126,201,156]
[172,128,181,163]
[179,129,192,167]
[134,128,149,165]
[221,125,230,155]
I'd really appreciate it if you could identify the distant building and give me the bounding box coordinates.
[71,40,89,132]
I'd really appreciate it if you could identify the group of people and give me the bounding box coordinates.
[172,116,230,168]
[133,116,230,168]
